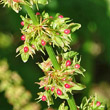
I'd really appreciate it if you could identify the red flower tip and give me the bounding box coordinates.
[51,86,55,91]
[42,95,47,101]
[21,35,25,41]
[65,83,71,88]
[24,46,29,53]
[41,40,46,46]
[44,87,49,91]
[36,12,40,15]
[13,0,20,2]
[75,64,80,69]
[57,89,62,95]
[50,16,53,18]
[31,44,35,49]
[96,101,101,107]
[66,60,71,67]
[58,15,63,18]
[64,29,70,34]
[62,77,66,81]
[21,21,24,26]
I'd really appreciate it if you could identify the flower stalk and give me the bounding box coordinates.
[24,5,77,110]
[24,5,38,25]
[67,93,77,110]
[45,44,60,70]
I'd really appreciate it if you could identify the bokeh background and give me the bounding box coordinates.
[0,0,110,110]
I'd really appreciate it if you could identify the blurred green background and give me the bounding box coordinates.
[0,0,110,110]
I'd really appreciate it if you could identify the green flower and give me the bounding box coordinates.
[16,12,81,62]
[78,95,105,110]
[36,51,86,106]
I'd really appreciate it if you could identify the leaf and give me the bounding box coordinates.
[55,37,64,48]
[80,97,88,108]
[75,69,85,76]
[71,83,86,91]
[43,12,49,18]
[16,45,23,53]
[58,94,69,100]
[21,53,29,63]
[38,0,48,5]
[62,51,79,59]
[58,102,68,110]
[70,23,81,32]
[45,92,54,106]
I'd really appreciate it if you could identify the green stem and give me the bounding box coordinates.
[45,44,60,70]
[24,5,38,25]
[67,93,77,110]
[45,45,77,110]
[24,5,77,110]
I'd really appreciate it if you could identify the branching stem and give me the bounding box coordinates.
[24,5,77,110]
[24,5,38,25]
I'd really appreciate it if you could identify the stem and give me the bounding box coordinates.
[24,5,77,110]
[24,5,38,25]
[67,93,77,110]
[45,44,60,70]
[45,45,77,110]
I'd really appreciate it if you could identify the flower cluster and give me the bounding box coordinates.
[78,95,105,110]
[0,60,40,110]
[36,51,86,106]
[0,0,49,13]
[16,12,81,62]
[58,102,68,110]
[58,95,105,110]
[0,0,23,13]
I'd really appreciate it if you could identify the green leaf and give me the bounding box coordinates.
[80,97,88,108]
[62,51,79,59]
[45,92,54,106]
[55,37,64,48]
[43,12,49,18]
[58,94,69,100]
[71,23,81,32]
[71,83,86,91]
[21,53,29,63]
[75,68,85,76]
[58,102,68,110]
[38,0,48,5]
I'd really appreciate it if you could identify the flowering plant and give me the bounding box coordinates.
[0,0,105,110]
[16,12,81,62]
[37,51,86,106]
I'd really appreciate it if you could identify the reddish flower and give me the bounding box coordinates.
[96,101,101,107]
[13,0,20,2]
[44,87,49,91]
[50,16,53,18]
[21,35,25,41]
[57,89,62,95]
[36,12,40,15]
[62,77,66,81]
[41,40,46,46]
[64,29,70,34]
[31,44,35,49]
[51,86,55,91]
[75,64,80,69]
[58,15,63,18]
[66,60,71,67]
[24,46,29,53]
[42,95,47,101]
[65,83,71,88]
[21,21,24,26]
